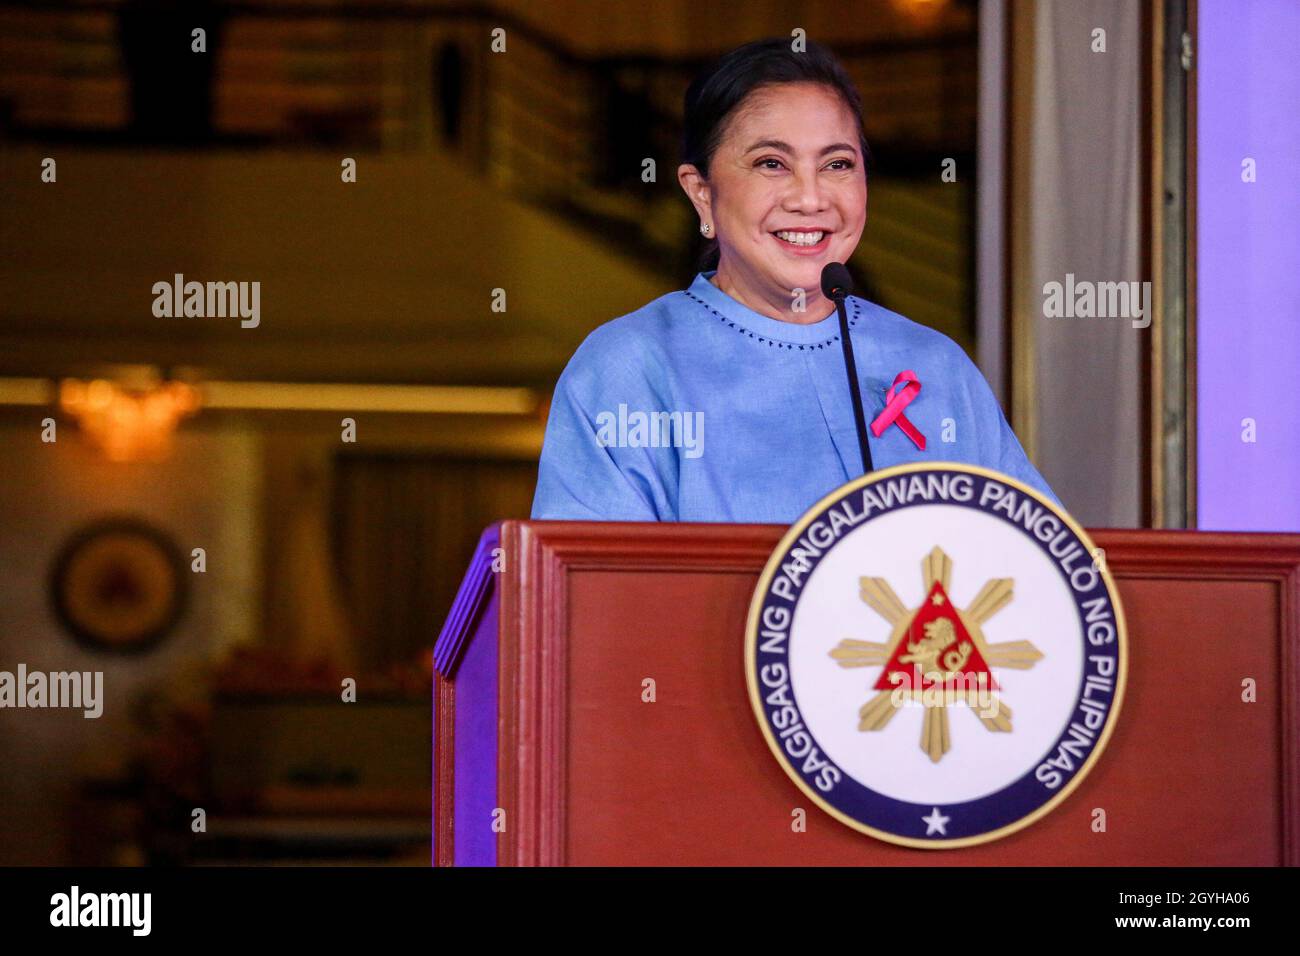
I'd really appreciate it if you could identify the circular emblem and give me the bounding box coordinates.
[745,463,1126,848]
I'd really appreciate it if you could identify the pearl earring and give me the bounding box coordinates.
[700,222,712,236]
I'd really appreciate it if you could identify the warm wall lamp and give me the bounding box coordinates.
[58,377,202,463]
[0,374,542,462]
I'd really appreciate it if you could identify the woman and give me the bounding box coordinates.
[532,38,1056,523]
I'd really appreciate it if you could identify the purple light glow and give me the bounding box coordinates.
[1197,0,1300,531]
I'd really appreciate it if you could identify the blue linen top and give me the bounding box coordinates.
[532,272,1057,523]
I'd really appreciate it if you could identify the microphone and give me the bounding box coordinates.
[820,262,874,476]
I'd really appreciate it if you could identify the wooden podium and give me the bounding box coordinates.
[433,522,1300,866]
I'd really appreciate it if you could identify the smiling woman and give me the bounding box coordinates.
[677,45,869,323]
[532,38,1056,523]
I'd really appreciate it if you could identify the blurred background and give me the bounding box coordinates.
[0,0,1295,864]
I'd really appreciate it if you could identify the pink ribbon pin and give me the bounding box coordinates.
[870,370,926,450]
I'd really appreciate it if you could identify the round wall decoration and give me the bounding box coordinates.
[50,518,188,654]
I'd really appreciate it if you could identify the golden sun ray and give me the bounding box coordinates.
[922,546,952,593]
[982,640,1044,669]
[858,576,909,625]
[966,691,1013,732]
[921,699,950,763]
[966,578,1014,624]
[858,690,903,731]
[830,639,890,666]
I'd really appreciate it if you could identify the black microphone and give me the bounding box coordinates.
[820,262,874,475]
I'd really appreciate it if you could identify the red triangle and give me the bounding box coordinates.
[872,580,999,693]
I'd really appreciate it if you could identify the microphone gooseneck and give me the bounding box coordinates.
[820,262,874,476]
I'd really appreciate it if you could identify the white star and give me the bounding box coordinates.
[922,807,951,836]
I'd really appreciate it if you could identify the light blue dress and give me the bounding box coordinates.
[532,272,1057,523]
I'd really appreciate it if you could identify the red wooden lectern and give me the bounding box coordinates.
[433,522,1300,866]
